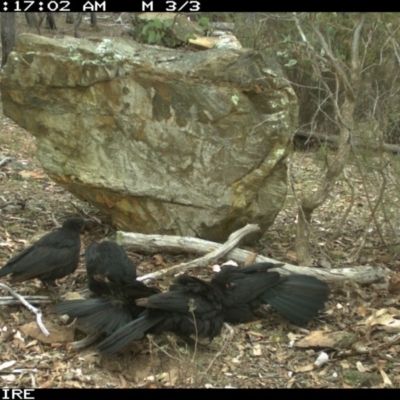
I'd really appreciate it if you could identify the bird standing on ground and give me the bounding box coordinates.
[54,240,159,336]
[0,218,87,290]
[211,262,330,325]
[97,274,225,355]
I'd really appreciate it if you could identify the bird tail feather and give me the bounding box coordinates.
[98,315,164,355]
[54,299,132,335]
[0,265,13,278]
[260,275,330,325]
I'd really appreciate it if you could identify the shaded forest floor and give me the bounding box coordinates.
[0,13,400,388]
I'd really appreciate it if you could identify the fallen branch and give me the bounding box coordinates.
[122,224,261,281]
[0,157,13,168]
[0,295,51,306]
[0,283,49,336]
[117,230,388,284]
[296,130,400,155]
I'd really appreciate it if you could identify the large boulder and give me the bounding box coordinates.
[1,33,298,242]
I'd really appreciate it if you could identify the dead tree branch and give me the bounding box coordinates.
[117,231,388,284]
[292,14,365,265]
[329,169,356,242]
[295,130,400,154]
[123,224,261,281]
[0,295,51,306]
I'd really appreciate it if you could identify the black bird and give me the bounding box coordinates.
[0,218,87,289]
[54,240,159,336]
[97,274,225,355]
[84,240,138,296]
[54,279,160,336]
[211,262,330,325]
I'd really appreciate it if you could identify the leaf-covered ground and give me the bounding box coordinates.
[0,13,400,388]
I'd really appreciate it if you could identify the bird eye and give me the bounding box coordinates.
[225,283,235,290]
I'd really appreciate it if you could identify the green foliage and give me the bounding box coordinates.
[184,33,197,41]
[284,59,297,67]
[198,17,210,29]
[191,16,210,37]
[138,13,400,144]
[342,370,382,387]
[141,18,173,44]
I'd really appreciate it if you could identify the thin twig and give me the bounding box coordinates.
[51,213,61,228]
[148,335,183,363]
[188,303,198,363]
[330,169,356,242]
[69,201,99,223]
[205,323,234,374]
[0,283,49,336]
[353,157,389,257]
[0,295,51,306]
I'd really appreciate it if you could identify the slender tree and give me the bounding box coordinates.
[1,13,16,68]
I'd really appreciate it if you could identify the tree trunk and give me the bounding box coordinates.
[294,14,364,265]
[25,13,41,34]
[296,100,353,265]
[74,13,83,38]
[66,13,74,24]
[90,12,98,28]
[1,13,16,68]
[45,12,57,30]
